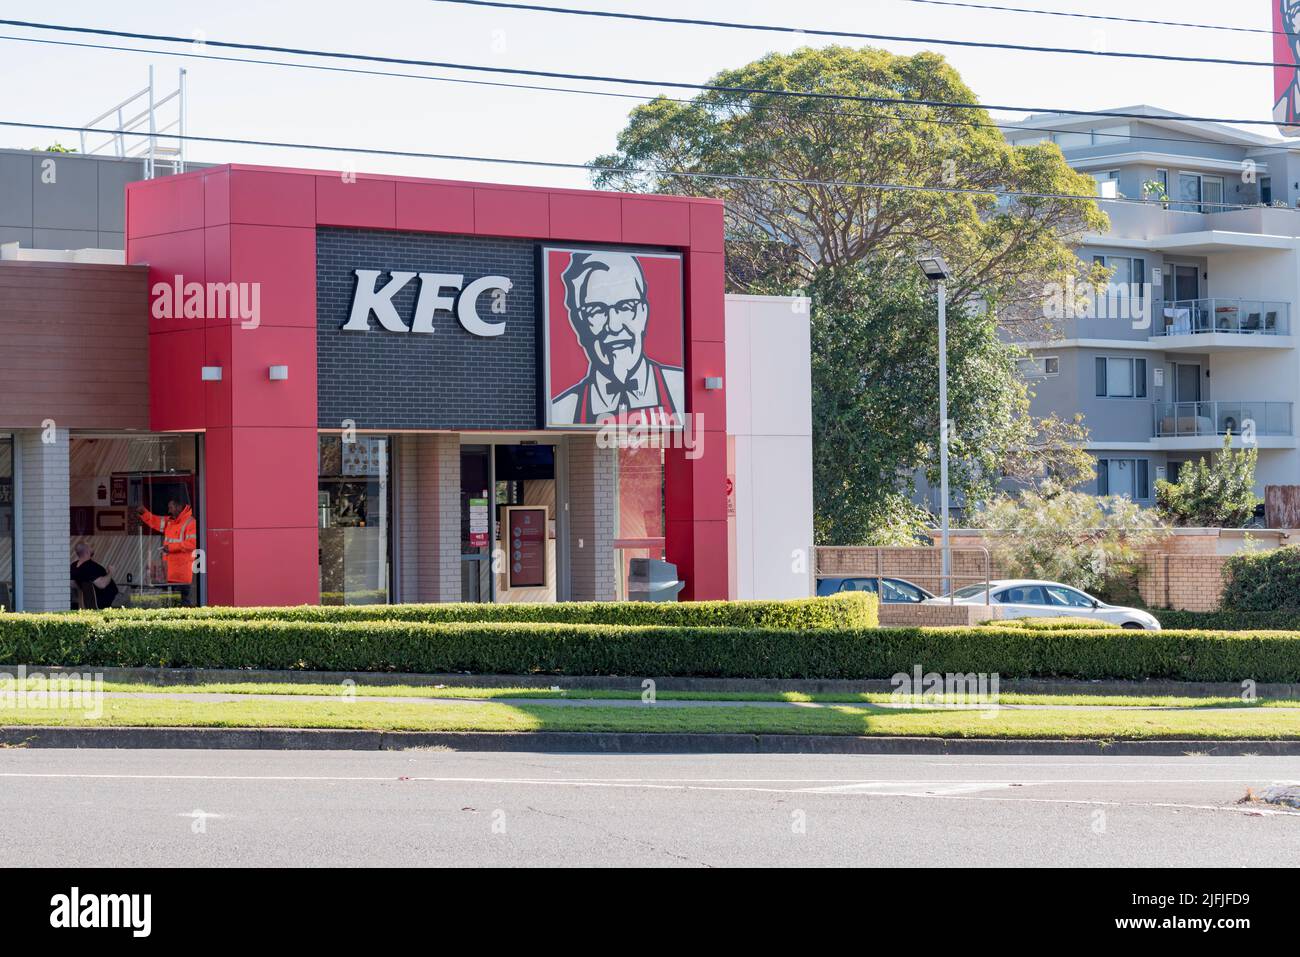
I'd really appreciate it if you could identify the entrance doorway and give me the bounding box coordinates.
[459,441,561,603]
[1174,362,1202,403]
[460,445,492,603]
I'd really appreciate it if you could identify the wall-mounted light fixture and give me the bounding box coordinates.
[200,366,223,382]
[268,365,289,381]
[704,376,724,391]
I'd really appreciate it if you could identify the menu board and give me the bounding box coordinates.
[504,506,547,589]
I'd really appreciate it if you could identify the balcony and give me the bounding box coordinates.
[1152,299,1294,353]
[1156,299,1290,336]
[1153,400,1294,448]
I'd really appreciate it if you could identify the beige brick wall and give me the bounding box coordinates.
[18,427,70,612]
[1137,554,1229,612]
[566,435,616,601]
[819,538,1233,612]
[396,434,460,603]
[816,546,1002,596]
[878,603,998,627]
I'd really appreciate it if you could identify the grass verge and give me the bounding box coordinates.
[17,679,1300,709]
[4,696,1300,739]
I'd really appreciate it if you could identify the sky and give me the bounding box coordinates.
[0,0,1288,189]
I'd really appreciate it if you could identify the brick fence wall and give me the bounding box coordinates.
[1136,554,1230,612]
[817,538,1239,612]
[878,603,999,627]
[816,546,1002,597]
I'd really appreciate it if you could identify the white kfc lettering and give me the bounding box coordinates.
[343,269,416,332]
[343,269,512,337]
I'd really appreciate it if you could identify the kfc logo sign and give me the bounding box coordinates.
[342,269,513,337]
[543,247,685,428]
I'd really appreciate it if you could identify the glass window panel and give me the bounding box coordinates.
[69,434,201,608]
[1107,459,1137,499]
[1203,177,1224,208]
[1106,357,1135,396]
[1055,131,1093,149]
[318,435,390,605]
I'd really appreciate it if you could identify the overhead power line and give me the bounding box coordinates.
[427,0,1300,71]
[0,18,1294,130]
[0,117,1255,211]
[898,0,1300,41]
[0,32,1276,154]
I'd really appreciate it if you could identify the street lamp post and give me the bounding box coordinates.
[917,255,953,599]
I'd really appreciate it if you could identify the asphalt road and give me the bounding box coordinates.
[0,749,1296,867]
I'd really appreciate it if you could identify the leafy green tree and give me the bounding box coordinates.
[593,46,1107,542]
[594,45,1106,318]
[1155,433,1261,528]
[809,262,1093,544]
[978,481,1166,596]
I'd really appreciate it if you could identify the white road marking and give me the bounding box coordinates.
[802,781,1020,796]
[3,771,1299,816]
[0,771,1295,786]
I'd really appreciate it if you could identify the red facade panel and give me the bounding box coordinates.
[549,192,622,244]
[316,175,397,229]
[474,187,550,238]
[395,181,475,234]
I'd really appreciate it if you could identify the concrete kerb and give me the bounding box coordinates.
[3,726,1300,756]
[3,664,1297,699]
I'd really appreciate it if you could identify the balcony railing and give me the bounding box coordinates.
[1156,299,1290,336]
[1153,401,1294,438]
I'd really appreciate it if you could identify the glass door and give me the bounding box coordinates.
[460,445,492,602]
[1174,363,1202,403]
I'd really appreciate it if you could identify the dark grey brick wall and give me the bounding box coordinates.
[317,227,538,430]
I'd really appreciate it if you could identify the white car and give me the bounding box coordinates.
[923,579,1162,630]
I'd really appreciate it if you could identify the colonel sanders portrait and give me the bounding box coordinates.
[549,250,685,426]
[1276,1,1300,133]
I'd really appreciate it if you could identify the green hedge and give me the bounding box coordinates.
[978,616,1121,631]
[3,615,1299,682]
[1221,546,1300,612]
[1154,610,1300,631]
[92,594,877,630]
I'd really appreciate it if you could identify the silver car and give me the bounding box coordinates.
[924,579,1162,630]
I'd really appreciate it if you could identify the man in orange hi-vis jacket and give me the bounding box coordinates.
[137,499,198,603]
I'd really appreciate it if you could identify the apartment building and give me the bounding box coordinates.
[1004,106,1300,503]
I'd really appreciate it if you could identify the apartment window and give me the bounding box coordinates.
[1051,127,1130,149]
[1056,131,1095,149]
[1091,255,1146,315]
[1176,172,1224,212]
[1095,356,1147,398]
[1261,177,1273,205]
[1154,168,1169,196]
[1092,170,1120,198]
[1017,356,1059,378]
[1096,458,1151,500]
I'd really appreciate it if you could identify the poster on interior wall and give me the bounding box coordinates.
[341,437,386,476]
[504,506,547,589]
[541,247,685,429]
[468,497,489,548]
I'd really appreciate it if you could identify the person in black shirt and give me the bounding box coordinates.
[71,543,119,609]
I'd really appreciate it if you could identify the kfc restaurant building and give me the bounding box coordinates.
[0,163,812,610]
